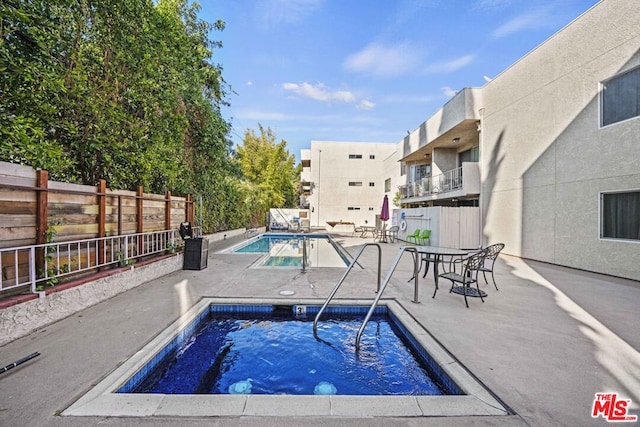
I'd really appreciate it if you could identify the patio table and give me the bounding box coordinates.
[406,245,471,300]
[360,226,376,238]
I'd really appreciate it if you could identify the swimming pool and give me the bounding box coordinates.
[63,298,510,418]
[118,305,454,396]
[225,233,350,268]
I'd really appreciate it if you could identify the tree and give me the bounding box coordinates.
[236,125,300,226]
[2,0,245,233]
[0,0,74,180]
[2,1,310,234]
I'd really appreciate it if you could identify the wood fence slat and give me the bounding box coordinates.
[48,181,99,194]
[49,192,97,205]
[0,164,189,257]
[0,161,37,178]
[0,214,36,227]
[0,175,38,188]
[0,189,36,202]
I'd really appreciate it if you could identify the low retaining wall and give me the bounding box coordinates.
[0,227,255,347]
[204,227,262,244]
[0,254,183,347]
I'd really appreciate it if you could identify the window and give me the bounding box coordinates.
[385,178,391,192]
[601,66,640,127]
[459,146,479,164]
[347,207,361,211]
[369,207,374,211]
[348,181,363,186]
[369,182,375,187]
[369,155,375,159]
[600,191,640,241]
[349,154,363,159]
[410,164,430,182]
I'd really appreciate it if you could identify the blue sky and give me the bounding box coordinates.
[199,0,599,162]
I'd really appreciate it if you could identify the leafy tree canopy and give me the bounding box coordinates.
[1,0,266,233]
[236,125,301,226]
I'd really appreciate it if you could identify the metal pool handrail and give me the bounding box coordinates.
[355,246,419,351]
[312,243,382,336]
[301,236,307,273]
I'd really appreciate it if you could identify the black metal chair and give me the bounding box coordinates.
[373,223,387,242]
[478,243,505,290]
[439,249,487,307]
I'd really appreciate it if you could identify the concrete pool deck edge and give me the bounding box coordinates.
[62,297,510,418]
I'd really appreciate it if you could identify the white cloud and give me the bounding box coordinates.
[441,86,457,98]
[357,99,376,110]
[246,81,253,86]
[492,9,548,38]
[343,42,421,78]
[282,82,356,103]
[424,54,475,74]
[259,0,324,26]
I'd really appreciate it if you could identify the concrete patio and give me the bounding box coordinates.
[0,231,638,426]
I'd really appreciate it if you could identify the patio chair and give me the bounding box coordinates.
[373,223,387,242]
[478,243,505,290]
[417,229,431,245]
[406,228,421,244]
[386,225,399,243]
[352,224,364,237]
[439,249,487,308]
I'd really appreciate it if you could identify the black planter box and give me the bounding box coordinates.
[183,237,209,270]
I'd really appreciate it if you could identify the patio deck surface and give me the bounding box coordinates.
[0,231,638,426]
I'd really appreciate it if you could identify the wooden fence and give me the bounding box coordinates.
[0,161,194,291]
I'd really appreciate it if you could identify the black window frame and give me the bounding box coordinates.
[601,65,640,127]
[600,190,640,241]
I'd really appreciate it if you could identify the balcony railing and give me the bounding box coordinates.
[0,229,180,294]
[399,166,467,199]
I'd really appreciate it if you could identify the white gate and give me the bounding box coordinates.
[394,206,480,248]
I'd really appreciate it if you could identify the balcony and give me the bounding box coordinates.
[399,162,480,203]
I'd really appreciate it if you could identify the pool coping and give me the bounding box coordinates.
[62,297,510,418]
[217,233,352,269]
[216,232,334,254]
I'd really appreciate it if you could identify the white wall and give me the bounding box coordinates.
[395,206,480,248]
[480,0,640,279]
[305,141,396,227]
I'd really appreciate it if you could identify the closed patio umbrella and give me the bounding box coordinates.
[379,195,390,242]
[380,195,389,223]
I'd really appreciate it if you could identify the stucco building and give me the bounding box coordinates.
[301,0,640,280]
[300,142,396,228]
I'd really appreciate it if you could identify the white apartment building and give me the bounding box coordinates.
[300,142,397,228]
[300,0,640,281]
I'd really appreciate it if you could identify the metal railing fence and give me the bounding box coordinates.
[0,229,179,294]
[399,166,464,199]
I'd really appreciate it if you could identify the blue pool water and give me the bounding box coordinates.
[232,233,349,268]
[120,305,460,396]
